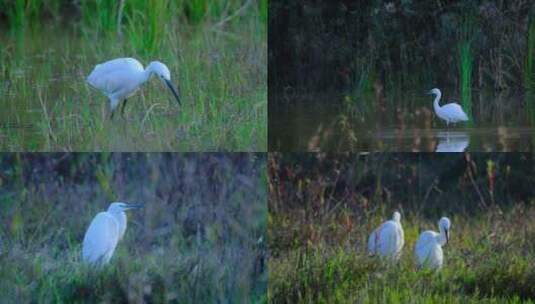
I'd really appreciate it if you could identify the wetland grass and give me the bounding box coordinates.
[269,208,535,303]
[0,1,266,151]
[268,153,535,302]
[0,154,267,302]
[459,41,473,122]
[458,14,475,124]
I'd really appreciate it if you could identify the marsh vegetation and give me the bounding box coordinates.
[268,153,535,303]
[269,1,535,151]
[0,153,267,302]
[0,0,267,151]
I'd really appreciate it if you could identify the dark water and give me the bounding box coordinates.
[269,91,535,152]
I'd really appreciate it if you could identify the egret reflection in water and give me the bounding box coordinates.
[435,131,469,152]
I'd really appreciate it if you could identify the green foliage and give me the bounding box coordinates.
[80,0,120,35]
[1,0,45,33]
[459,41,473,121]
[124,0,171,57]
[185,0,208,24]
[259,0,268,25]
[458,14,475,122]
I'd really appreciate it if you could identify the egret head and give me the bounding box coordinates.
[438,217,451,244]
[108,202,144,214]
[148,61,182,105]
[392,211,401,222]
[148,61,171,80]
[427,88,441,96]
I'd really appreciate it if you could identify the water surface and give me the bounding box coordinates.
[269,91,535,152]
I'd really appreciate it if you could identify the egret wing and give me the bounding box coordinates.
[442,103,469,121]
[368,223,386,254]
[414,231,437,266]
[82,212,119,264]
[379,221,399,257]
[368,227,378,254]
[87,58,144,92]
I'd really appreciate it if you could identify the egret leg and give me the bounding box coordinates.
[109,98,120,120]
[120,99,128,117]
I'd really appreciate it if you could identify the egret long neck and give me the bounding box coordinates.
[142,68,153,83]
[433,92,442,113]
[437,226,447,246]
[110,211,127,240]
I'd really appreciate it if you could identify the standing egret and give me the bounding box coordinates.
[87,58,182,119]
[368,211,404,261]
[428,88,468,128]
[82,202,143,265]
[414,217,451,271]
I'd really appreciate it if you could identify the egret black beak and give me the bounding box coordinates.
[445,229,449,245]
[164,79,182,106]
[426,90,433,95]
[125,203,144,210]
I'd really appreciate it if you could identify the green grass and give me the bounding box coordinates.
[459,41,473,121]
[269,207,535,303]
[0,1,266,151]
[80,0,120,36]
[458,14,474,123]
[0,153,267,302]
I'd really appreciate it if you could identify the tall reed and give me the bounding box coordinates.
[458,14,475,122]
[185,0,207,24]
[80,0,119,35]
[2,0,45,34]
[124,0,171,57]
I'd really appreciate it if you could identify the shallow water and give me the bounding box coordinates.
[269,91,535,152]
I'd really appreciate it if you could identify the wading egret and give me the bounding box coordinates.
[368,211,404,261]
[82,202,143,265]
[87,58,182,119]
[428,88,468,127]
[414,217,451,270]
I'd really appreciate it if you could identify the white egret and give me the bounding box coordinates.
[414,217,451,271]
[368,211,404,261]
[87,58,182,119]
[428,88,468,127]
[82,202,143,265]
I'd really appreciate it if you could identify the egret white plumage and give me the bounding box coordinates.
[87,58,182,118]
[414,217,451,270]
[82,202,143,265]
[428,88,468,127]
[368,211,404,261]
